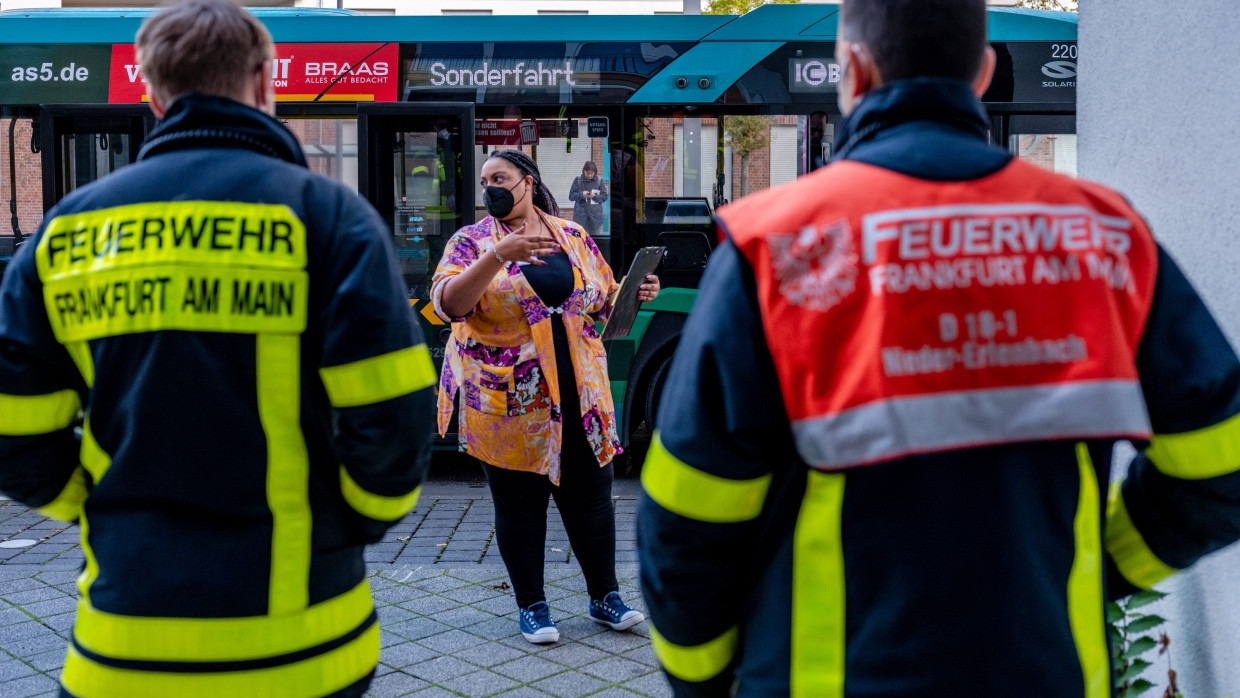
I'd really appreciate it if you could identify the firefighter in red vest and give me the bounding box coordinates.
[636,0,1240,696]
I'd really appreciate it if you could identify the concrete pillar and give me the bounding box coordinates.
[1080,3,1240,695]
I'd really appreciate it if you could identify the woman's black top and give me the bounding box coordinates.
[520,251,576,392]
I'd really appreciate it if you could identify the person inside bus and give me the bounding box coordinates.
[430,148,659,644]
[809,110,830,171]
[568,160,608,237]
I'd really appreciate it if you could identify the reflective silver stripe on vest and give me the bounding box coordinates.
[792,380,1151,469]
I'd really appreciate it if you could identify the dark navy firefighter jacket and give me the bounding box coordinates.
[637,78,1240,698]
[0,94,436,697]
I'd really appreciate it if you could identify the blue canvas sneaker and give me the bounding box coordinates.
[588,591,645,631]
[518,601,560,644]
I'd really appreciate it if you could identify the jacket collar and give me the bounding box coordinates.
[137,93,307,167]
[832,77,990,162]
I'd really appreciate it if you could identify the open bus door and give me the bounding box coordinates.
[39,104,154,212]
[358,102,475,442]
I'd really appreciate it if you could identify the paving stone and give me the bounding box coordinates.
[403,686,468,698]
[376,604,419,626]
[576,628,650,654]
[480,687,552,698]
[416,628,489,655]
[0,621,52,644]
[3,631,72,659]
[586,689,644,698]
[467,615,520,642]
[0,576,45,594]
[415,575,473,593]
[529,669,608,698]
[380,641,440,668]
[620,671,674,698]
[0,672,60,697]
[19,596,77,618]
[439,585,507,605]
[450,641,527,669]
[436,551,484,563]
[40,612,76,634]
[364,670,429,697]
[619,644,659,668]
[404,654,479,683]
[430,605,495,629]
[470,595,518,617]
[0,586,67,606]
[535,641,611,669]
[579,657,652,683]
[380,631,408,649]
[386,617,454,642]
[398,595,461,616]
[23,647,67,672]
[0,660,37,682]
[439,668,522,697]
[491,654,567,683]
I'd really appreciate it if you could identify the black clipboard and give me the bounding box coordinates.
[601,246,665,341]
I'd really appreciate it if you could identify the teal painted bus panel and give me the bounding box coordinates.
[628,40,784,104]
[701,5,1074,43]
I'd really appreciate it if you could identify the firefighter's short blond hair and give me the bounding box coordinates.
[136,0,271,107]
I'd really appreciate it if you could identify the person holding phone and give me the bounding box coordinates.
[568,160,609,237]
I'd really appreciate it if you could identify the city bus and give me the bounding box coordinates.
[0,4,1078,462]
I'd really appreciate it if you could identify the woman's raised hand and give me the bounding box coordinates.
[494,229,559,265]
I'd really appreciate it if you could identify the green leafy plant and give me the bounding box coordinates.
[1107,589,1183,698]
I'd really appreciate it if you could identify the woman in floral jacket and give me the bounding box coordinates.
[432,149,659,644]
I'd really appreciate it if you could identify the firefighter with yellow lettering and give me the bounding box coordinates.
[0,2,434,696]
[636,1,1240,696]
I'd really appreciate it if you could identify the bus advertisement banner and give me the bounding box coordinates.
[1,45,111,104]
[475,119,539,146]
[108,42,400,103]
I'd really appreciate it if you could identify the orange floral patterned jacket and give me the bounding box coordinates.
[431,212,622,484]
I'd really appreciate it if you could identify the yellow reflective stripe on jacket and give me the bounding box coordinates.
[36,466,89,522]
[791,470,845,698]
[641,432,771,523]
[1146,411,1240,480]
[1066,444,1109,698]
[340,466,421,521]
[1105,482,1177,589]
[73,579,373,662]
[80,420,111,483]
[65,341,95,387]
[648,624,738,683]
[258,334,311,615]
[62,617,378,698]
[320,344,436,408]
[0,389,79,436]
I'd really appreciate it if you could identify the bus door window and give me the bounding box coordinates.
[1,118,41,247]
[472,114,612,264]
[807,110,833,173]
[1007,114,1077,176]
[283,117,359,193]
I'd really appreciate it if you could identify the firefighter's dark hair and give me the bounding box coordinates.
[488,149,560,216]
[840,0,988,83]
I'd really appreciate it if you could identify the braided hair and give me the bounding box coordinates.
[488,149,560,216]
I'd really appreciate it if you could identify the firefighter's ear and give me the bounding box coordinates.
[972,45,997,97]
[147,89,166,119]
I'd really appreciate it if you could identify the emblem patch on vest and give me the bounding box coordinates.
[769,219,859,311]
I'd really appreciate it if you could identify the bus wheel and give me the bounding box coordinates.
[644,354,673,433]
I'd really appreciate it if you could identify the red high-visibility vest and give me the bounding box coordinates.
[723,159,1158,469]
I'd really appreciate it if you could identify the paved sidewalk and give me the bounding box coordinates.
[0,478,669,698]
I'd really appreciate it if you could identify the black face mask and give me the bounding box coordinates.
[483,180,527,219]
